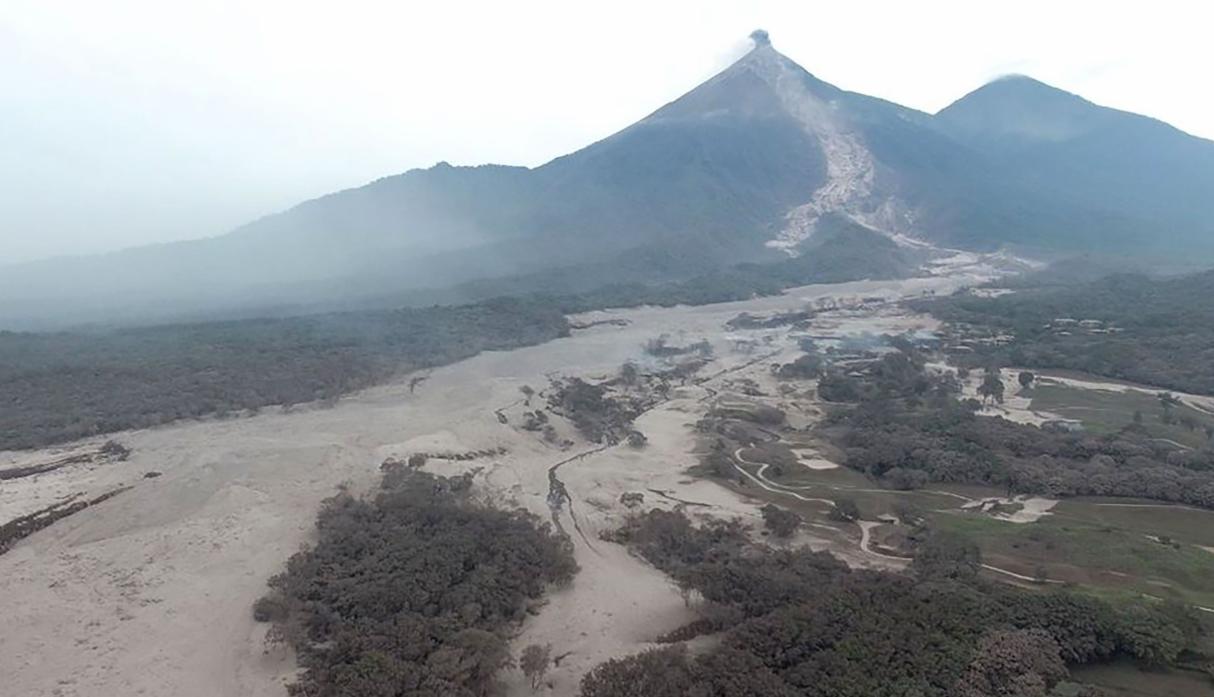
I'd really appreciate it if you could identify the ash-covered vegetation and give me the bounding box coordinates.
[0,220,911,453]
[813,344,1214,508]
[921,269,1214,394]
[545,353,708,444]
[0,439,128,481]
[1,483,131,556]
[448,214,918,315]
[586,509,1202,697]
[827,395,1214,508]
[547,377,644,445]
[256,468,576,697]
[0,298,568,450]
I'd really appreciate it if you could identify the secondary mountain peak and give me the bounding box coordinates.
[937,75,1097,141]
[935,70,1214,253]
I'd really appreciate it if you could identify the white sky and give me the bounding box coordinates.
[2,0,1210,265]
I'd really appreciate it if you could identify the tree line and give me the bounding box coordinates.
[919,270,1214,395]
[815,349,1214,509]
[584,509,1203,697]
[1,214,916,452]
[760,339,1214,510]
[0,297,569,450]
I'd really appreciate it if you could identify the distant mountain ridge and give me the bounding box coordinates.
[936,75,1214,248]
[3,31,1213,328]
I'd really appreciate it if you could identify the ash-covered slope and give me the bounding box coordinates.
[0,35,834,326]
[3,32,1212,328]
[0,33,852,326]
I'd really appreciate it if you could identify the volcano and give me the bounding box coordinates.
[4,31,1213,327]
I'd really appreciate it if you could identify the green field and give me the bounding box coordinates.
[1069,662,1214,697]
[736,448,1214,609]
[1052,498,1214,548]
[932,509,1214,608]
[1028,380,1214,449]
[709,380,1214,616]
[755,453,996,519]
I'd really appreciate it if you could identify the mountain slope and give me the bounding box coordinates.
[4,33,1214,328]
[0,38,852,327]
[936,76,1214,251]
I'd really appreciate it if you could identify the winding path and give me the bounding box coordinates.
[732,447,835,506]
[732,446,910,565]
[857,521,913,563]
[729,443,1095,579]
[546,444,611,553]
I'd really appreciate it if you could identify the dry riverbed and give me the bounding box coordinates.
[0,269,996,697]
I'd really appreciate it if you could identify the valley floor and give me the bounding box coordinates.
[0,261,1101,697]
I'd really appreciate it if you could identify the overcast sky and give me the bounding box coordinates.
[2,0,1210,265]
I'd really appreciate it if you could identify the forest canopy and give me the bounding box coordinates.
[799,345,1214,509]
[586,509,1202,697]
[0,297,568,450]
[920,270,1214,394]
[257,468,576,697]
[0,222,912,452]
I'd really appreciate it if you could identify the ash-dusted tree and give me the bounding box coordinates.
[99,440,132,460]
[1158,391,1180,424]
[760,504,801,538]
[520,643,553,690]
[978,368,1005,404]
[829,497,860,522]
[912,528,982,581]
[619,361,640,386]
[956,629,1067,697]
[581,646,690,697]
[427,628,514,695]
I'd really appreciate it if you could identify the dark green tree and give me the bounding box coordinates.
[1017,371,1035,390]
[760,504,801,538]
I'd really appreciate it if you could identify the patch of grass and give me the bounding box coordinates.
[765,461,872,488]
[1070,662,1214,697]
[1028,380,1214,449]
[762,463,997,520]
[932,512,1214,608]
[1052,498,1214,548]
